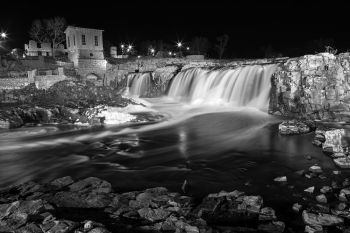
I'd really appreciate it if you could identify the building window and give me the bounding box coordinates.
[94,36,98,46]
[73,35,76,46]
[90,53,93,57]
[67,37,70,47]
[82,35,86,45]
[37,43,41,48]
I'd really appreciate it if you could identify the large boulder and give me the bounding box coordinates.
[278,120,311,135]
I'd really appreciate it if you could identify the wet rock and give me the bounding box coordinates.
[258,221,285,233]
[278,120,311,135]
[305,224,323,233]
[16,223,42,233]
[302,210,344,226]
[273,176,287,182]
[309,165,322,173]
[320,186,332,194]
[259,207,276,221]
[336,203,347,211]
[50,176,74,189]
[316,194,327,204]
[42,219,78,233]
[0,199,53,232]
[331,152,346,158]
[322,129,345,153]
[52,177,113,208]
[137,207,170,222]
[87,227,111,233]
[312,140,323,147]
[292,203,302,212]
[304,186,315,194]
[239,195,263,214]
[334,157,350,168]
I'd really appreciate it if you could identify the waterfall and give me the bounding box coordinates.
[125,73,152,97]
[167,65,277,111]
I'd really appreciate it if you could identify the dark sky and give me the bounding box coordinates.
[0,0,349,58]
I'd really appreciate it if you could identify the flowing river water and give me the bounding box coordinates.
[0,65,345,225]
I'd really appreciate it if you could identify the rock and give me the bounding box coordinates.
[336,202,347,211]
[137,208,170,222]
[302,210,344,226]
[331,152,346,158]
[309,165,322,173]
[16,223,42,233]
[184,225,200,233]
[259,207,276,221]
[312,140,323,147]
[278,120,311,135]
[258,221,285,233]
[339,193,348,202]
[322,129,345,153]
[306,155,312,160]
[316,194,327,204]
[305,224,323,233]
[0,199,52,232]
[292,203,302,212]
[87,227,111,233]
[304,186,315,194]
[320,186,332,194]
[50,176,74,189]
[42,219,78,233]
[241,196,263,214]
[273,176,287,182]
[334,157,350,168]
[52,177,113,208]
[333,170,341,175]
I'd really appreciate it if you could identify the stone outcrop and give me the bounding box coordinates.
[270,52,350,120]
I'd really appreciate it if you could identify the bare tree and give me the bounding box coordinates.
[215,34,229,59]
[29,20,48,43]
[45,17,67,58]
[29,17,67,58]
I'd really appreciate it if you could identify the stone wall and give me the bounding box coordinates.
[77,59,107,78]
[270,52,350,120]
[0,78,31,90]
[34,75,69,90]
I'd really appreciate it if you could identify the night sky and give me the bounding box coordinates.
[0,0,349,58]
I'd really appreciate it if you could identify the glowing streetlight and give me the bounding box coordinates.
[128,45,133,50]
[176,42,182,48]
[186,47,190,51]
[168,51,172,56]
[0,32,7,39]
[150,48,155,54]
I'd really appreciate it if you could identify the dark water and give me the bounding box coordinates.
[0,101,346,226]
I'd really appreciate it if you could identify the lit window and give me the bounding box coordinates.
[82,35,86,45]
[94,36,98,46]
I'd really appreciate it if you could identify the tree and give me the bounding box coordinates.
[29,17,67,58]
[215,34,229,59]
[191,37,211,56]
[29,20,48,43]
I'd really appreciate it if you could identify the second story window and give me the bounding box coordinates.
[82,35,86,45]
[94,36,98,46]
[67,37,70,47]
[73,35,76,46]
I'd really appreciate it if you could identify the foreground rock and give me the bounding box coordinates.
[278,120,312,135]
[0,177,286,233]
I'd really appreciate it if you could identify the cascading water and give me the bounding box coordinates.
[125,73,152,97]
[167,65,277,111]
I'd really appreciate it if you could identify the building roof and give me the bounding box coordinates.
[64,26,104,33]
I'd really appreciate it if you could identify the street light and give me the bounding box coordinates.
[0,32,6,39]
[186,47,190,51]
[176,41,182,48]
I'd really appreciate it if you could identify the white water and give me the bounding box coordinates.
[167,65,277,111]
[125,73,152,97]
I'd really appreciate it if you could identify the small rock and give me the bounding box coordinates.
[292,203,302,212]
[331,152,346,158]
[302,210,343,226]
[320,186,332,194]
[333,170,341,175]
[334,157,350,168]
[316,194,327,204]
[87,227,111,233]
[336,202,347,211]
[309,165,322,173]
[184,225,199,233]
[304,186,315,194]
[137,208,170,222]
[305,224,323,233]
[306,155,313,160]
[295,169,305,176]
[273,176,287,182]
[339,193,348,202]
[259,207,276,221]
[51,176,74,189]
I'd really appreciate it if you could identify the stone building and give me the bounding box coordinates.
[64,26,107,79]
[24,40,66,57]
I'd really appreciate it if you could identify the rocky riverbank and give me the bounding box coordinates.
[0,80,162,129]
